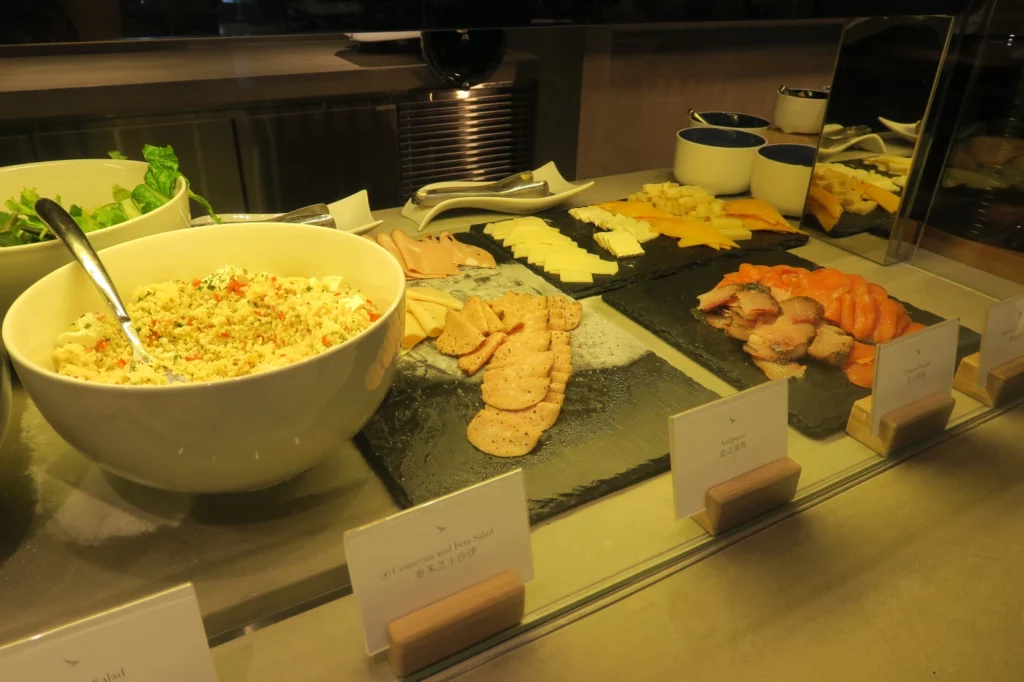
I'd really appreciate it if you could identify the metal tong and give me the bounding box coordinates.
[412,171,550,206]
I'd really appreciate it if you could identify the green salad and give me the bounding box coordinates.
[0,144,219,247]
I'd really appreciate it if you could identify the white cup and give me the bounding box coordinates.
[750,144,816,217]
[688,110,771,133]
[772,87,829,135]
[673,127,766,195]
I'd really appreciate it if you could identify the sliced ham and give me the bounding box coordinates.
[439,231,497,268]
[393,230,459,277]
[436,310,485,356]
[481,376,551,410]
[482,304,506,334]
[458,332,506,375]
[467,409,543,457]
[484,353,556,381]
[547,297,582,331]
[462,296,490,333]
[485,402,560,432]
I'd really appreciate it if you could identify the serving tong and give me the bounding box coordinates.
[411,171,550,206]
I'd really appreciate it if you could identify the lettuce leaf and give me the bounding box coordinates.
[131,184,168,213]
[108,150,128,160]
[93,202,129,228]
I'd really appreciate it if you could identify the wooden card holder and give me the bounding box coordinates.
[386,570,525,677]
[692,457,802,536]
[846,392,955,457]
[953,352,1024,408]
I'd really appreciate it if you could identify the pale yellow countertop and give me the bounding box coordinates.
[0,170,1014,676]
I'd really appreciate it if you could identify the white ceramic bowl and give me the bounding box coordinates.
[673,127,766,195]
[2,223,406,493]
[0,159,191,325]
[750,144,816,217]
[772,87,829,135]
[688,111,771,133]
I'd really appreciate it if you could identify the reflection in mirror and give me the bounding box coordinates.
[802,15,954,265]
[916,2,1024,300]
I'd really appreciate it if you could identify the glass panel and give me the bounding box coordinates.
[6,7,1015,679]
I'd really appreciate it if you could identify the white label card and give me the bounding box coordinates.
[872,318,959,433]
[669,379,789,520]
[979,294,1024,384]
[0,583,218,682]
[344,469,533,655]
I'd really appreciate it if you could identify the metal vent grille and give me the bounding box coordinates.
[398,85,536,200]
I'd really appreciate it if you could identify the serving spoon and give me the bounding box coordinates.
[35,198,187,384]
[687,108,710,125]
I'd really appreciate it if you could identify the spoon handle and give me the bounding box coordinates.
[35,199,146,352]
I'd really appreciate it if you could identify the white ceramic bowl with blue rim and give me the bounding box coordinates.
[688,111,771,133]
[673,127,767,195]
[750,144,817,217]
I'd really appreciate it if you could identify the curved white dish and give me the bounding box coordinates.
[401,162,595,231]
[878,117,920,143]
[190,189,382,235]
[817,131,887,158]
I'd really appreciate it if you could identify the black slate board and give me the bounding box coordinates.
[358,352,718,523]
[602,250,982,439]
[465,207,809,299]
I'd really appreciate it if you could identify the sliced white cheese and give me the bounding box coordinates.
[595,230,644,258]
[560,269,594,284]
[406,287,464,310]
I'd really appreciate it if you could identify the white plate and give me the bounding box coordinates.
[401,161,595,231]
[878,116,920,143]
[190,189,383,235]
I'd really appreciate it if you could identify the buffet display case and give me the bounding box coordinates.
[3,2,1022,680]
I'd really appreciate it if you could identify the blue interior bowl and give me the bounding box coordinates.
[693,111,771,130]
[678,127,766,149]
[757,143,816,167]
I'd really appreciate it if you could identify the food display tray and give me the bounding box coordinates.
[463,207,809,299]
[356,263,719,523]
[602,249,982,439]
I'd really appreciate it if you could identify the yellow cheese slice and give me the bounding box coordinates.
[407,298,443,337]
[406,287,463,310]
[403,311,426,350]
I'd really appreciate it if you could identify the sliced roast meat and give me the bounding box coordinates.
[779,296,824,324]
[807,324,855,366]
[753,358,807,380]
[697,284,738,312]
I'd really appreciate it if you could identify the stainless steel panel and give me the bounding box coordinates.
[234,104,400,213]
[30,118,246,212]
[398,86,536,199]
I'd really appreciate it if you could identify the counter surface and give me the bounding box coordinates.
[0,169,1005,649]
